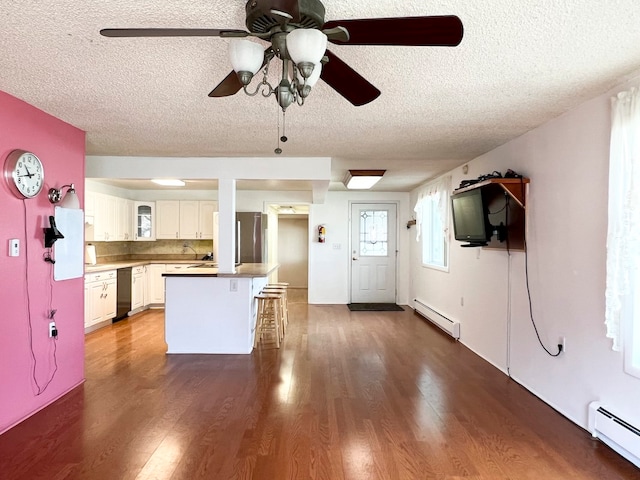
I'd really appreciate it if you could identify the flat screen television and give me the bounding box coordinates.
[451,188,492,247]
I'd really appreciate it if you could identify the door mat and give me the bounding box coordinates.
[347,303,404,312]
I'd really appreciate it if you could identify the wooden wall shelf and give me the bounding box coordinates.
[453,177,530,251]
[453,178,530,209]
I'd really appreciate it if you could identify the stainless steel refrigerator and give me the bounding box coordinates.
[236,212,268,263]
[213,212,268,264]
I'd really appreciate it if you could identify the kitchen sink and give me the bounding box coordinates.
[187,262,241,268]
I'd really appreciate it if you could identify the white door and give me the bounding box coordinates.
[350,203,397,303]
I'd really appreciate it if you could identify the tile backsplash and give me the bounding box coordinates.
[87,240,214,263]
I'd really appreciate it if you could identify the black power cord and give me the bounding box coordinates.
[521,178,563,357]
[23,199,59,395]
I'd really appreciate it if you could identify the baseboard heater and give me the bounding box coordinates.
[588,401,640,468]
[413,298,460,339]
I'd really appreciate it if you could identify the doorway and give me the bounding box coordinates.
[350,203,397,303]
[268,204,309,303]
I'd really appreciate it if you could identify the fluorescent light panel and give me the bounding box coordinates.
[344,170,385,190]
[152,179,185,187]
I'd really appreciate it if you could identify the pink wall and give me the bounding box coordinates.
[0,91,85,433]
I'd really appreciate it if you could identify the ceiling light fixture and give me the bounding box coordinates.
[230,28,328,155]
[278,206,296,214]
[151,179,185,187]
[344,170,386,190]
[230,28,327,112]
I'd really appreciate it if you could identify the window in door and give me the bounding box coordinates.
[359,210,388,256]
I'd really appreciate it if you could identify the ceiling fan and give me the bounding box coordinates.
[100,0,463,108]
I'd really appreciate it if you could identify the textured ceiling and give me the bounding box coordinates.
[2,1,640,192]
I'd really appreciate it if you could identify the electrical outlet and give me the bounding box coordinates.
[559,336,566,353]
[9,239,20,257]
[230,279,238,292]
[49,321,57,338]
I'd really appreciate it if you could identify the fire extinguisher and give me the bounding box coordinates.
[318,224,326,243]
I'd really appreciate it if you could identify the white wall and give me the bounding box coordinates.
[410,74,640,430]
[309,191,411,305]
[278,217,309,288]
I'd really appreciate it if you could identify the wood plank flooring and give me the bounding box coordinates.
[0,295,638,479]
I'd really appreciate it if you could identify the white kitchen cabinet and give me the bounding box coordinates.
[179,201,199,239]
[85,190,96,218]
[143,265,150,306]
[134,202,155,241]
[92,193,117,241]
[131,265,145,310]
[156,201,181,239]
[84,270,117,330]
[147,264,166,304]
[116,197,134,241]
[198,201,217,239]
[179,200,217,239]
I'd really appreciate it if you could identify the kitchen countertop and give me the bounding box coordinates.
[85,260,278,278]
[84,259,205,273]
[163,263,278,278]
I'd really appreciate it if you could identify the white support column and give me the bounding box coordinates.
[217,179,237,274]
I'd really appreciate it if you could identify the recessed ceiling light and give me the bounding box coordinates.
[343,170,385,189]
[151,179,185,187]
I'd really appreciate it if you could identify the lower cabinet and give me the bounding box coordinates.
[84,270,117,330]
[131,266,145,310]
[147,264,166,305]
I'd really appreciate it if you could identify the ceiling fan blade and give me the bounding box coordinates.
[323,15,463,46]
[208,71,243,98]
[100,28,250,38]
[320,50,380,106]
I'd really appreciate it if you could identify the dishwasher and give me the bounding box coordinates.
[114,267,132,321]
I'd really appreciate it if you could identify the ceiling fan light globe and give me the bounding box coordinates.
[229,39,264,75]
[297,62,322,87]
[236,71,255,86]
[297,61,314,79]
[286,29,327,65]
[299,84,312,98]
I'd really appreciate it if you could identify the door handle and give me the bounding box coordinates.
[352,257,358,261]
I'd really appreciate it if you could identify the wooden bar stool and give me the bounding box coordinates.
[254,293,283,349]
[262,286,288,334]
[265,284,288,324]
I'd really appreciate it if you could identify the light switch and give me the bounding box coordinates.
[332,243,341,250]
[9,239,19,257]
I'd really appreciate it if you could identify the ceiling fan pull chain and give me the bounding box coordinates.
[281,110,288,143]
[274,106,283,155]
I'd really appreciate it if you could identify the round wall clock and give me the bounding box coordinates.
[3,150,45,199]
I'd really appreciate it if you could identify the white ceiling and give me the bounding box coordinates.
[2,1,640,192]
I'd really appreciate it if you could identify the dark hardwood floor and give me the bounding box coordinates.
[1,294,638,479]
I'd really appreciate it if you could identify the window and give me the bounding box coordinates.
[414,176,451,270]
[606,86,640,378]
[359,210,388,256]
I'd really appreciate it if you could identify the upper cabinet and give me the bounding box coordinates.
[116,197,133,241]
[179,200,217,239]
[92,193,117,242]
[158,200,217,240]
[134,201,155,241]
[156,200,181,239]
[85,190,216,242]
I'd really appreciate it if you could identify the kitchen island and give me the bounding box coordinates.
[162,263,278,354]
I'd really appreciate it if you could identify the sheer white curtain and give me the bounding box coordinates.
[413,175,451,241]
[605,87,640,351]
